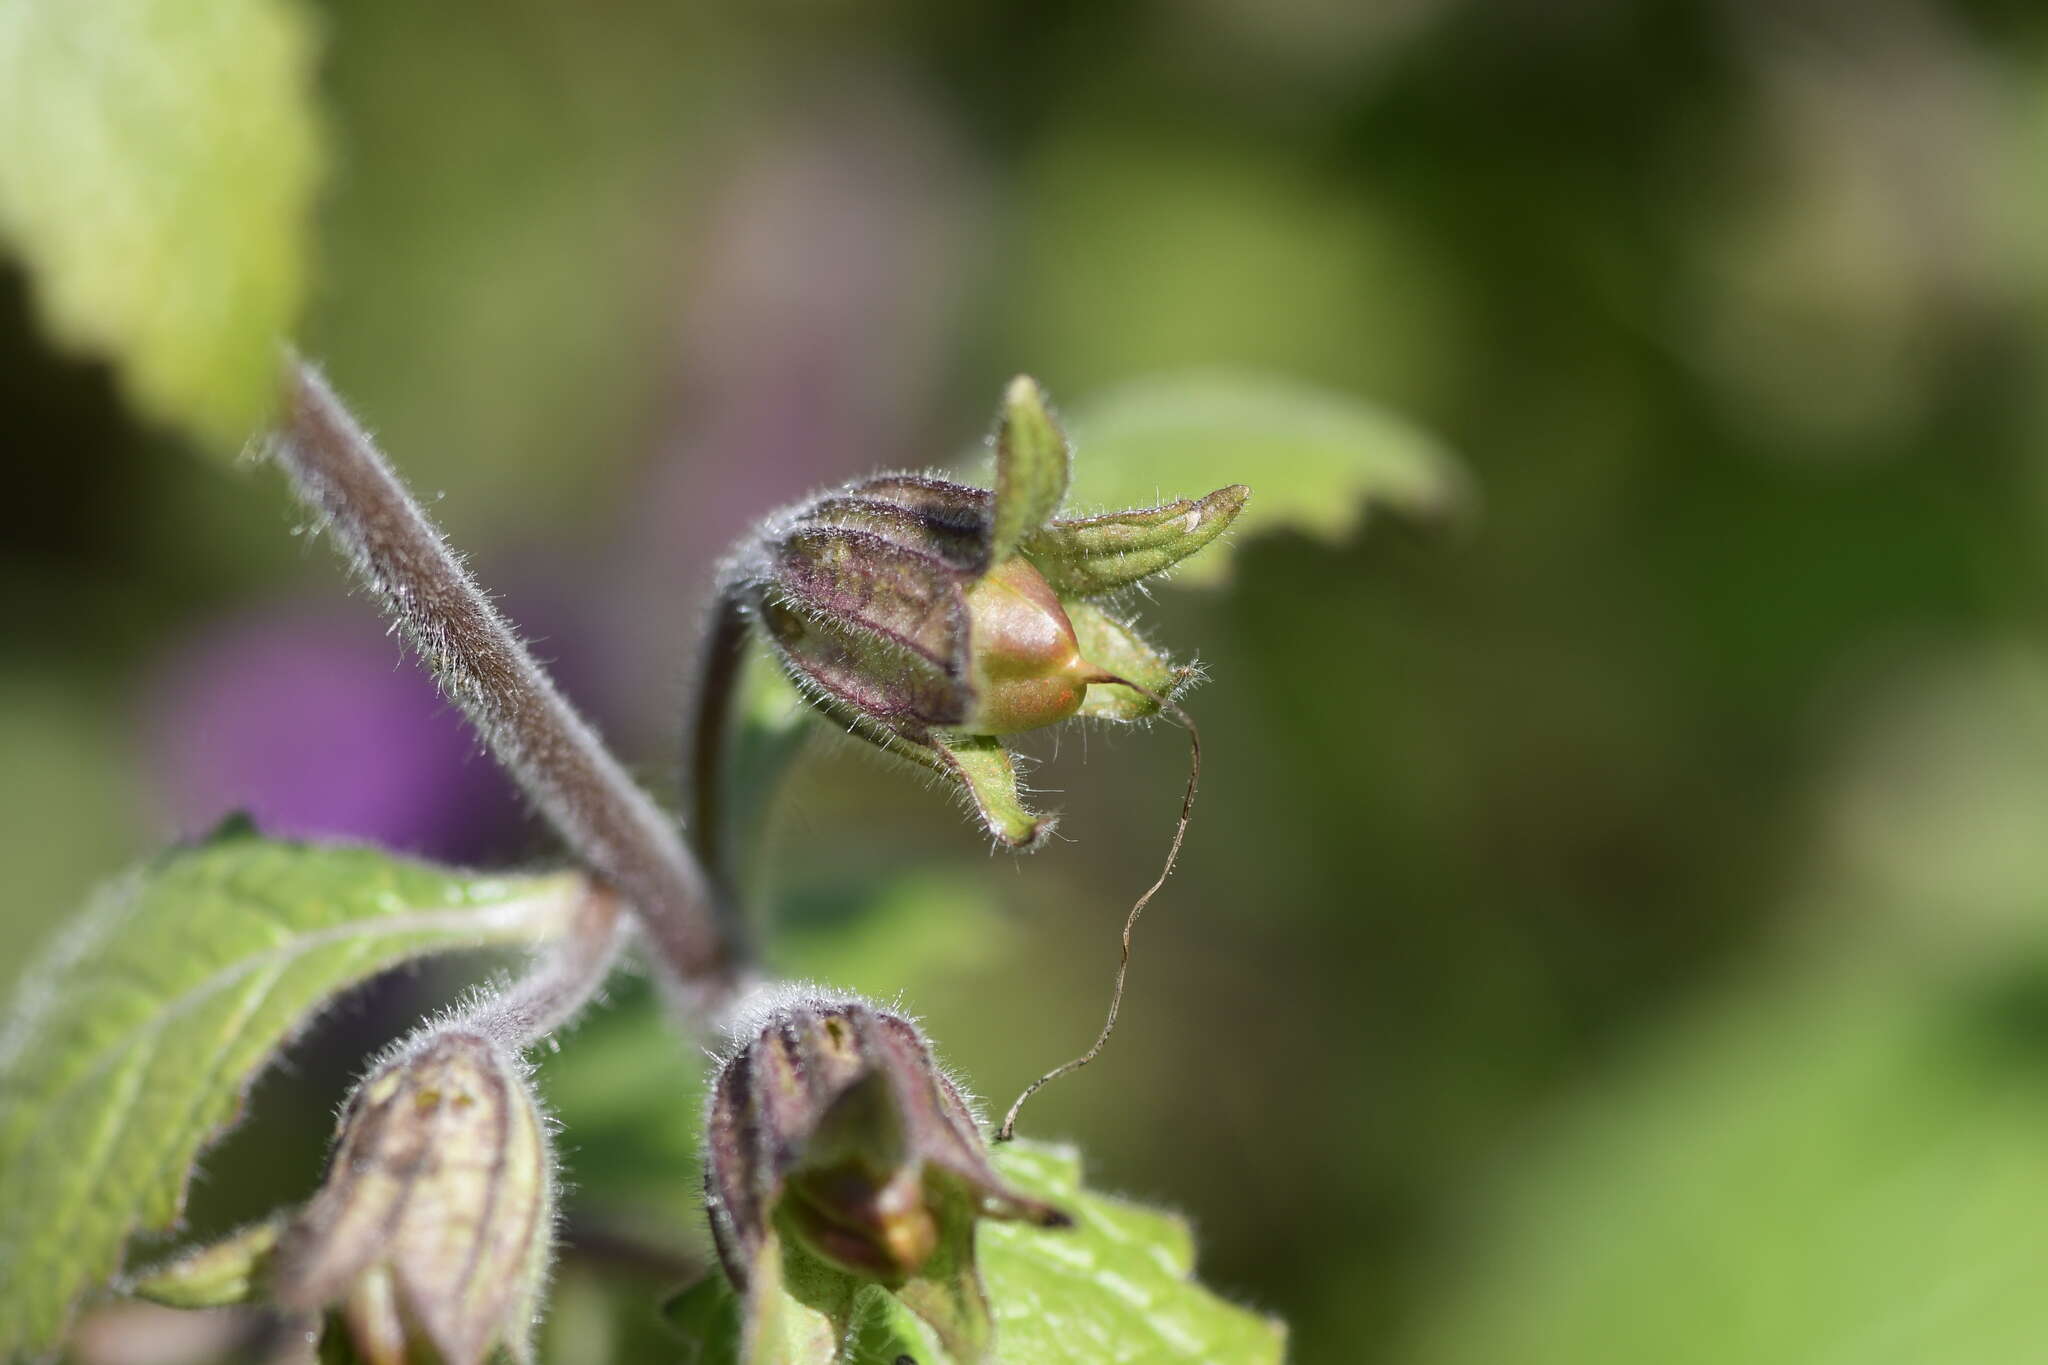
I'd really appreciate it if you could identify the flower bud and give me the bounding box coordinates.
[960,555,1103,736]
[267,1031,554,1365]
[726,375,1246,846]
[704,992,1068,1359]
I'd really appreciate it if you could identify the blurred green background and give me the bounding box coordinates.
[9,0,2048,1360]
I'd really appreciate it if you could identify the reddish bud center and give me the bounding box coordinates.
[962,557,1102,735]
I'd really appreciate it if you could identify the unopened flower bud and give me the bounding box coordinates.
[704,992,1068,1358]
[960,555,1104,736]
[726,375,1246,845]
[267,1031,554,1365]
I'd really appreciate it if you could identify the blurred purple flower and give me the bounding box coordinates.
[604,78,988,722]
[144,79,987,865]
[140,596,556,865]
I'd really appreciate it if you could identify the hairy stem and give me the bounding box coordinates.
[684,584,753,917]
[269,358,738,998]
[464,880,627,1047]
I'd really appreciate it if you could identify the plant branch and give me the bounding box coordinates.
[269,357,738,998]
[465,879,627,1047]
[684,583,753,915]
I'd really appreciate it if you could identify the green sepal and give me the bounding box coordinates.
[989,376,1071,565]
[891,1176,995,1362]
[932,732,1056,849]
[680,1202,989,1365]
[774,687,1054,850]
[742,1236,800,1365]
[666,1264,935,1365]
[668,1230,844,1365]
[666,1141,1285,1365]
[1065,601,1189,722]
[130,1216,286,1309]
[1024,484,1249,596]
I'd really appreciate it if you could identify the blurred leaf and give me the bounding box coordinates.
[776,870,1017,999]
[1063,372,1469,585]
[665,1139,1286,1364]
[0,672,141,1005]
[0,829,584,1355]
[536,974,710,1242]
[1814,646,2048,956]
[1400,951,2048,1365]
[542,1258,705,1365]
[1007,133,1464,407]
[0,0,322,450]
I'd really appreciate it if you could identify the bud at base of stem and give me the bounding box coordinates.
[704,993,1069,1362]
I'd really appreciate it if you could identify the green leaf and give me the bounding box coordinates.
[977,1143,1283,1364]
[1025,485,1249,597]
[666,1140,1286,1364]
[0,0,323,450]
[1401,952,2048,1365]
[0,831,586,1356]
[777,869,1019,998]
[1064,371,1469,585]
[990,375,1072,565]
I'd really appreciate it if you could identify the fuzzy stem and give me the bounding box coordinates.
[465,881,627,1048]
[684,583,754,917]
[269,357,737,997]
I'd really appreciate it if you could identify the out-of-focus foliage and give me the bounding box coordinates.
[1060,371,1469,585]
[0,0,321,449]
[1389,641,2048,1362]
[10,0,2048,1361]
[1399,947,2048,1365]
